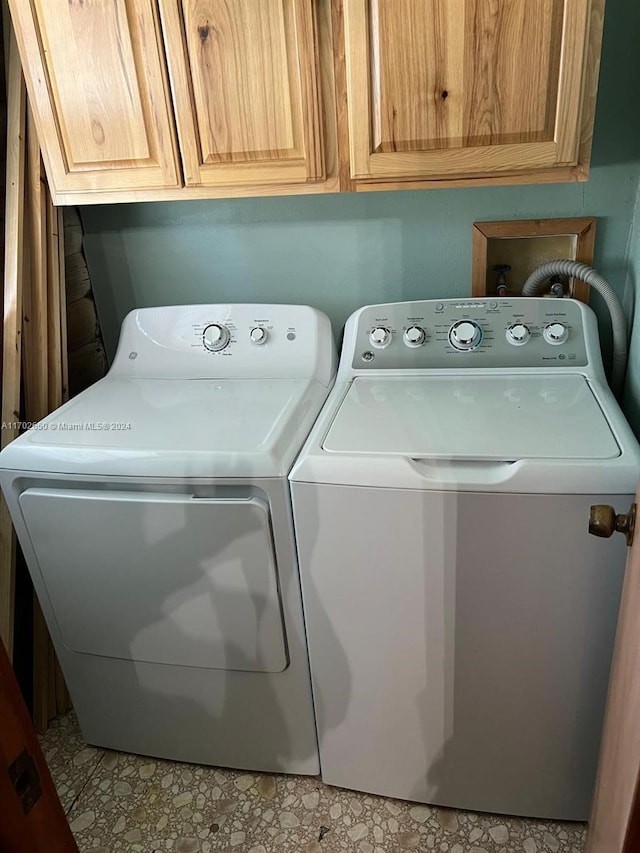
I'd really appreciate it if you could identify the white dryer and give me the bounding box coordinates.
[0,304,336,775]
[290,297,640,818]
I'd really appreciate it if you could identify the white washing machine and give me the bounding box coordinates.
[0,303,336,775]
[290,297,640,819]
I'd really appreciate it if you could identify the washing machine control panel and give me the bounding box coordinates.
[351,298,589,370]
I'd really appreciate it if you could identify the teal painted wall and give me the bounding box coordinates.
[82,2,640,364]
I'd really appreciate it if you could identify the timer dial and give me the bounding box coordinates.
[448,320,483,351]
[203,323,231,352]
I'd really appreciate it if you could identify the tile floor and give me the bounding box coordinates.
[40,712,587,853]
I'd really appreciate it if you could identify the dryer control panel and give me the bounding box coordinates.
[350,298,589,370]
[108,304,336,384]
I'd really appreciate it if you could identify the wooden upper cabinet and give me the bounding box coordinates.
[8,0,181,196]
[7,0,603,201]
[344,0,599,181]
[158,0,325,187]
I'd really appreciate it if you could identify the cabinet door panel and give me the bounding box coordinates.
[346,0,592,180]
[9,0,181,194]
[160,0,324,186]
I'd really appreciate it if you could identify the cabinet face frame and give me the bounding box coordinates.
[343,0,598,181]
[158,0,325,187]
[8,0,182,198]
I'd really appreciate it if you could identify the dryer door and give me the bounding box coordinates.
[19,489,287,673]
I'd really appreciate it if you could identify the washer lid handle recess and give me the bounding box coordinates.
[407,458,520,485]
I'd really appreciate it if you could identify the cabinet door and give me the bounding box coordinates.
[159,0,324,186]
[344,0,594,181]
[8,0,181,196]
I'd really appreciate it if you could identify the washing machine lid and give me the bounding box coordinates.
[323,374,620,461]
[2,377,325,477]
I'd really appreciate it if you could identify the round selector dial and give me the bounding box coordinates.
[506,323,531,346]
[403,326,426,348]
[249,326,268,346]
[203,323,231,352]
[369,327,392,349]
[448,320,483,351]
[543,322,569,345]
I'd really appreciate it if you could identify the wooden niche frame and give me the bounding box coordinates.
[472,217,597,303]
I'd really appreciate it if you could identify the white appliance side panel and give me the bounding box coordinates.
[291,483,628,820]
[20,490,287,673]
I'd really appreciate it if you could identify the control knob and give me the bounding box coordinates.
[250,326,268,346]
[543,322,569,345]
[506,323,531,346]
[448,320,483,351]
[370,327,392,349]
[203,323,231,352]
[403,326,426,348]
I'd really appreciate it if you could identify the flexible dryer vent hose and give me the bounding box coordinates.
[521,260,627,399]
